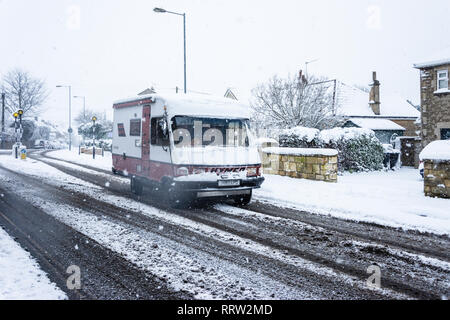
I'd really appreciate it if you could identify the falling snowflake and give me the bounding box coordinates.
[105,182,110,187]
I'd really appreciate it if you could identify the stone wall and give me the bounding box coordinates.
[423,160,450,198]
[419,63,450,148]
[262,148,338,183]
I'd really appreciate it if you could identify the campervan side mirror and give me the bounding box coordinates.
[158,118,168,138]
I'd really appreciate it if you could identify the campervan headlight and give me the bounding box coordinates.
[247,167,258,177]
[176,167,189,176]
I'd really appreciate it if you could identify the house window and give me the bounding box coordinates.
[117,123,126,137]
[437,70,448,90]
[129,119,141,136]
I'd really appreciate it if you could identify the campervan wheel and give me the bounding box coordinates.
[130,176,143,195]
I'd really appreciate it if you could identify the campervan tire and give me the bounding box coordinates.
[131,176,143,195]
[161,179,191,208]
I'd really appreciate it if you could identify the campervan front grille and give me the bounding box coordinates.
[206,167,247,174]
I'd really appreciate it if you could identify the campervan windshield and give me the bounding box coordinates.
[171,116,250,148]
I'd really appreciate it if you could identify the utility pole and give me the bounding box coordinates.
[92,116,97,159]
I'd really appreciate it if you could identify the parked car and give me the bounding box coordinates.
[34,139,46,149]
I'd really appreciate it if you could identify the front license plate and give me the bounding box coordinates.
[218,180,240,187]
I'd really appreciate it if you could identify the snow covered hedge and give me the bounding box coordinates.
[279,126,384,172]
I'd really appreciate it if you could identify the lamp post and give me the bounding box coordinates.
[154,7,187,94]
[92,116,97,159]
[13,112,18,158]
[56,85,72,150]
[305,58,319,77]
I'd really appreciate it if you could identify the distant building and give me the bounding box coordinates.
[413,48,450,147]
[337,72,420,144]
[138,87,156,96]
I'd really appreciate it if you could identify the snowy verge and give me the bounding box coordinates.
[0,227,67,300]
[255,169,450,236]
[46,149,113,171]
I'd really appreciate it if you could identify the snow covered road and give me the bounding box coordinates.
[0,150,448,299]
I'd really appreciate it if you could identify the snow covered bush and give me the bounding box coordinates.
[334,131,384,172]
[279,126,384,172]
[279,126,320,148]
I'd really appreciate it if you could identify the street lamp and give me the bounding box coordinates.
[154,7,187,94]
[305,58,319,77]
[92,116,97,159]
[56,85,72,150]
[74,95,86,122]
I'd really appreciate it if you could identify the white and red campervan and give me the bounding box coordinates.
[112,92,264,206]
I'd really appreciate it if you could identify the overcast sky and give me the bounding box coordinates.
[0,0,449,127]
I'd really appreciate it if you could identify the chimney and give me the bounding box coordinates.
[369,71,380,115]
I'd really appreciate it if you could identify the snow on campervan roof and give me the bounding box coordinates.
[114,92,251,119]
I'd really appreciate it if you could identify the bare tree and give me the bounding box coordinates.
[74,108,98,125]
[251,72,340,130]
[1,68,48,116]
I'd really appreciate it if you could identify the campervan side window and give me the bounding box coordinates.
[129,119,141,136]
[117,123,126,137]
[151,117,169,146]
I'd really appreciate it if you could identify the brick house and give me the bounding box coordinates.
[413,48,450,148]
[337,72,419,144]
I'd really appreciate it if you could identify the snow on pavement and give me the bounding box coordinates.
[255,169,450,235]
[0,227,66,300]
[47,149,113,172]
